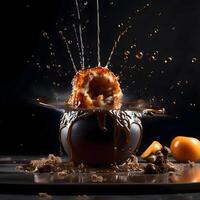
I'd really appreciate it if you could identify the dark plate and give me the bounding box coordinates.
[0,156,200,195]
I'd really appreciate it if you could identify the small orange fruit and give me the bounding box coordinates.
[170,136,200,162]
[141,141,163,159]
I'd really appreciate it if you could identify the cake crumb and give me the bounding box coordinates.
[76,195,90,200]
[188,160,195,167]
[38,192,52,200]
[111,155,143,172]
[57,171,68,176]
[91,174,104,182]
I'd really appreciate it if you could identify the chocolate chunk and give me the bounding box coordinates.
[145,163,158,174]
[161,146,171,156]
[154,155,166,166]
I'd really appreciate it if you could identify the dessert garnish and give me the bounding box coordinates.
[143,146,175,174]
[141,141,163,159]
[170,136,200,162]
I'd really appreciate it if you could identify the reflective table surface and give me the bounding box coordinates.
[0,155,200,198]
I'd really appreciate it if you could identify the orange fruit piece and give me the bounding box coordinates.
[170,136,200,162]
[141,141,163,159]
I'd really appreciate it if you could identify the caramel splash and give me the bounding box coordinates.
[67,66,123,109]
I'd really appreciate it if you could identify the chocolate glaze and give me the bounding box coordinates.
[60,109,142,166]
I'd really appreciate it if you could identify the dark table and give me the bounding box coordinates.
[0,156,200,199]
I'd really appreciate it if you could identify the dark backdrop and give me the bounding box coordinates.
[0,0,200,155]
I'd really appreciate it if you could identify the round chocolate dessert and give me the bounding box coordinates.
[60,66,143,166]
[60,109,142,166]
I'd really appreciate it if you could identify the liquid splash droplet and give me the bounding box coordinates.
[135,52,143,60]
[192,57,198,63]
[164,57,173,64]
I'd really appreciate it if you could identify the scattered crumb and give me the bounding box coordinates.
[17,154,72,174]
[111,155,143,172]
[91,174,104,183]
[38,192,52,200]
[78,163,88,173]
[188,160,195,167]
[16,153,183,179]
[76,195,90,200]
[57,171,68,176]
[16,165,23,171]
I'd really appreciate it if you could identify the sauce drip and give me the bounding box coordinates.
[60,109,142,164]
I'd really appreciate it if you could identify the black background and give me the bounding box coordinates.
[0,0,200,155]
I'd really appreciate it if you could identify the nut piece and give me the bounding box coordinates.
[91,174,104,183]
[147,155,157,163]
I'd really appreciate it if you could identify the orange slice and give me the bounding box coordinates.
[141,141,163,159]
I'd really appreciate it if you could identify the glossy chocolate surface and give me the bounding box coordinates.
[60,109,142,166]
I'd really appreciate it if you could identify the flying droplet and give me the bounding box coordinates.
[132,80,135,84]
[59,30,63,36]
[192,57,197,63]
[42,32,48,39]
[148,55,157,62]
[84,1,88,6]
[124,50,130,56]
[135,52,143,60]
[164,57,172,64]
[161,70,164,74]
[154,29,159,34]
[185,80,189,84]
[124,50,130,60]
